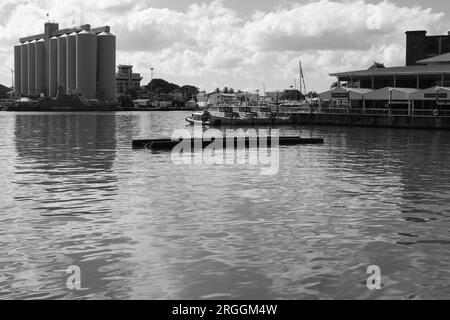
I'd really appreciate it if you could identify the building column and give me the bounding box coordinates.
[394,74,397,87]
[441,73,445,86]
[416,75,420,89]
[371,76,374,89]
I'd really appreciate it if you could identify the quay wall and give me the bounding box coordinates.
[292,113,450,130]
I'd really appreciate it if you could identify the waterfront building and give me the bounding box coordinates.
[116,65,142,94]
[133,99,151,108]
[205,92,236,105]
[322,30,450,116]
[14,22,116,101]
[196,92,207,108]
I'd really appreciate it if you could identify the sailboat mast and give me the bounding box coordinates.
[299,60,302,95]
[299,60,307,95]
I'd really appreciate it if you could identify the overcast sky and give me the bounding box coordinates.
[1,0,450,92]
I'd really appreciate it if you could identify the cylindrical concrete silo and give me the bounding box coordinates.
[97,32,116,102]
[28,40,36,96]
[48,36,58,97]
[76,30,97,99]
[20,41,29,96]
[66,32,77,94]
[14,44,21,94]
[35,39,45,96]
[57,34,67,93]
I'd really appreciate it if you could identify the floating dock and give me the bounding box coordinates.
[132,136,324,150]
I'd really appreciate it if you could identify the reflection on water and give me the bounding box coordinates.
[0,111,449,299]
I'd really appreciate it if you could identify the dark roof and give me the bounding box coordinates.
[330,64,450,77]
[0,84,10,94]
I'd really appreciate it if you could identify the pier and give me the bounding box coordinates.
[132,136,324,150]
[291,112,450,130]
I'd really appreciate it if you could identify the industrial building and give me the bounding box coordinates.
[14,22,116,101]
[116,65,142,94]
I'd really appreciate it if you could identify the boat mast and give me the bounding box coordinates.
[299,60,306,96]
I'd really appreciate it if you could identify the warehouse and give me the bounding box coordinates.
[14,22,116,101]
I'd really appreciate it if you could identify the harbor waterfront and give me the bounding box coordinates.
[0,111,449,299]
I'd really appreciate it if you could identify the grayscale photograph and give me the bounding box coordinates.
[0,0,449,305]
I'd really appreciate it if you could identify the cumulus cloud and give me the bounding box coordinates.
[0,0,447,92]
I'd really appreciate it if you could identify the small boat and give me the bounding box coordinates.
[185,111,216,125]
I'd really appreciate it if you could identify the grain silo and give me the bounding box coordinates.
[14,44,21,94]
[35,39,45,96]
[16,22,115,101]
[57,34,67,93]
[76,30,97,99]
[97,32,116,101]
[48,36,58,97]
[28,40,36,95]
[66,32,77,94]
[20,41,29,95]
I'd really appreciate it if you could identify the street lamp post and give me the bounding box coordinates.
[150,68,154,94]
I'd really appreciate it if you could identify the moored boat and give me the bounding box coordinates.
[207,104,293,125]
[185,110,218,125]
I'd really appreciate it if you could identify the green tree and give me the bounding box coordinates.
[306,91,319,98]
[281,89,305,101]
[118,93,132,107]
[147,79,180,94]
[180,85,200,101]
[124,88,138,99]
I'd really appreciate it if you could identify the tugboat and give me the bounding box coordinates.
[185,110,218,125]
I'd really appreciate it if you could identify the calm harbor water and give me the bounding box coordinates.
[0,111,449,300]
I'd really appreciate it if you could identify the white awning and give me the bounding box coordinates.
[410,86,450,100]
[319,87,372,100]
[364,87,418,100]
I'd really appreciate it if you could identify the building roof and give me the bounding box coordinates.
[319,86,373,100]
[20,25,110,43]
[347,88,373,94]
[416,53,450,64]
[410,86,450,100]
[364,87,418,100]
[0,83,10,95]
[330,64,450,77]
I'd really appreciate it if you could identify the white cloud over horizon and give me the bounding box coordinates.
[0,0,447,92]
